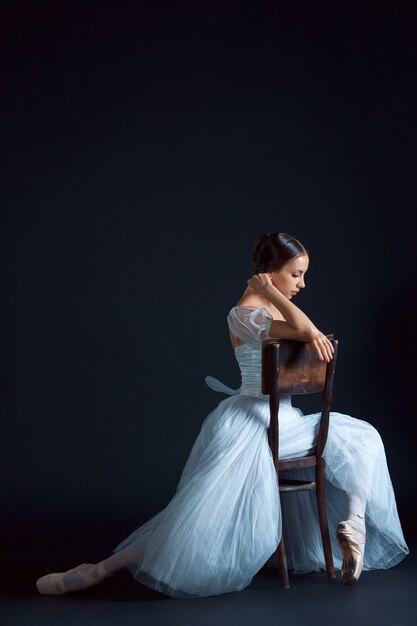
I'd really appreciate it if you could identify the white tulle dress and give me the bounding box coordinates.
[112,305,409,598]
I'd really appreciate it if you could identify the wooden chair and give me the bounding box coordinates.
[261,334,338,588]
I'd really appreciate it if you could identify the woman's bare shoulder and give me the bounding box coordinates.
[233,288,286,321]
[235,298,269,309]
[234,295,285,321]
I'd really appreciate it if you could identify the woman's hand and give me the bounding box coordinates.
[307,327,335,362]
[247,273,273,295]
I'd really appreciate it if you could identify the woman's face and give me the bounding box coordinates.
[270,254,309,300]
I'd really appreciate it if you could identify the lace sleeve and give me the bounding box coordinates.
[227,306,273,348]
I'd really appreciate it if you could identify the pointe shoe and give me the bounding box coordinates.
[336,520,365,585]
[36,562,107,595]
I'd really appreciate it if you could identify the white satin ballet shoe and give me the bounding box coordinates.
[336,519,366,585]
[36,562,107,595]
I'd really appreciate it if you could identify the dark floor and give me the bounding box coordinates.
[2,545,416,626]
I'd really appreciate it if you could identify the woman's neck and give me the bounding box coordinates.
[237,286,285,320]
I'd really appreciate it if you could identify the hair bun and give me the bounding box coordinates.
[254,232,272,250]
[252,231,308,276]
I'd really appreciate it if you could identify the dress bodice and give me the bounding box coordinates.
[205,306,292,406]
[235,343,291,405]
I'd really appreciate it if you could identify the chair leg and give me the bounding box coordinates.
[316,458,335,579]
[277,536,290,589]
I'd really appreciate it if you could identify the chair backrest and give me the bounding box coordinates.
[262,335,339,462]
[262,334,337,396]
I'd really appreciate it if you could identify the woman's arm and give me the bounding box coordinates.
[247,273,315,335]
[265,284,317,337]
[247,273,334,362]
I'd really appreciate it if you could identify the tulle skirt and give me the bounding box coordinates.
[112,394,409,598]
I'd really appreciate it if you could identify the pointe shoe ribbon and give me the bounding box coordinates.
[36,562,107,595]
[336,520,365,585]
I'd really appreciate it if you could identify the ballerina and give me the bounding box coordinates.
[36,232,409,597]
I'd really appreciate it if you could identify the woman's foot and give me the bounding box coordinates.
[336,513,366,585]
[36,562,109,595]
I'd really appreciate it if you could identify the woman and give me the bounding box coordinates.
[36,232,409,597]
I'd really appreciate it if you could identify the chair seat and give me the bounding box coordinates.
[279,478,316,493]
[276,454,316,471]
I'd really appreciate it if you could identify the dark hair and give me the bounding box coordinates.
[252,232,309,274]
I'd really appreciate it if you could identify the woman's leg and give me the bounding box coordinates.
[345,491,366,546]
[97,542,143,575]
[45,542,145,594]
[279,407,370,581]
[59,545,145,591]
[346,492,366,540]
[335,481,367,584]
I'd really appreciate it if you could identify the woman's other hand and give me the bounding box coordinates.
[247,273,273,294]
[306,327,335,362]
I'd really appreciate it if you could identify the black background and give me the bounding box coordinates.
[2,1,416,572]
